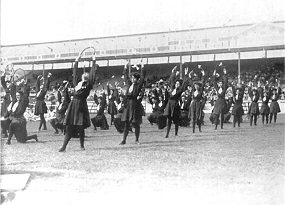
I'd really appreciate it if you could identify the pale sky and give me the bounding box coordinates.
[1,0,284,45]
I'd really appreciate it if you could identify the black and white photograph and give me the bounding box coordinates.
[1,0,284,204]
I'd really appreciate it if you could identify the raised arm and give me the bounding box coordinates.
[123,62,132,86]
[57,88,62,103]
[45,73,52,91]
[64,84,71,104]
[93,92,99,105]
[87,56,98,87]
[248,83,253,98]
[212,70,218,90]
[22,83,31,107]
[138,62,146,89]
[36,75,42,92]
[169,66,178,89]
[222,68,228,91]
[1,73,7,91]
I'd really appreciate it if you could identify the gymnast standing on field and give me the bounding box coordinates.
[59,54,98,152]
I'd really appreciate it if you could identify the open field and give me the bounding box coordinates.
[1,114,285,205]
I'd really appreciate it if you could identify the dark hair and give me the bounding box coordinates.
[17,90,24,95]
[175,79,183,86]
[133,73,140,80]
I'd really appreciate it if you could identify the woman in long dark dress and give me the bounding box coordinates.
[50,82,70,134]
[269,85,281,123]
[91,92,109,130]
[212,67,228,130]
[231,84,245,127]
[248,84,260,126]
[114,94,126,133]
[34,73,51,131]
[179,94,190,127]
[59,55,98,152]
[6,80,38,144]
[119,61,146,145]
[106,82,118,125]
[1,72,12,138]
[188,69,205,133]
[260,87,270,124]
[163,66,186,138]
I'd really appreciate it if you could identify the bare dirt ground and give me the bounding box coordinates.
[1,114,285,205]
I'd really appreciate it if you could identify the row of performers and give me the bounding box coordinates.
[34,63,282,136]
[1,57,282,150]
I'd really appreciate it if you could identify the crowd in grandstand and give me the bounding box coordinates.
[1,55,284,151]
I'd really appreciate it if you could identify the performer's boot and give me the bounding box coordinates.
[42,121,47,130]
[254,115,257,126]
[26,134,38,142]
[6,133,12,145]
[120,122,129,145]
[220,114,224,129]
[50,120,58,134]
[174,123,179,136]
[233,117,236,128]
[266,115,269,124]
[274,114,277,123]
[262,115,265,124]
[214,115,219,130]
[269,114,273,123]
[192,120,196,133]
[59,129,72,152]
[135,124,140,144]
[38,122,42,131]
[198,121,202,132]
[250,115,253,126]
[237,117,241,127]
[165,120,171,138]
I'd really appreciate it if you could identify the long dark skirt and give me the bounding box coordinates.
[9,116,28,143]
[64,98,91,129]
[114,117,124,133]
[91,114,109,130]
[108,101,118,115]
[248,102,260,115]
[180,110,190,127]
[164,100,180,124]
[270,101,281,114]
[34,100,47,115]
[260,104,270,115]
[212,98,226,115]
[232,103,244,116]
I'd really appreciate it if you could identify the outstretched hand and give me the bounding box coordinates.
[189,70,194,78]
[185,67,188,75]
[223,68,227,74]
[172,66,177,73]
